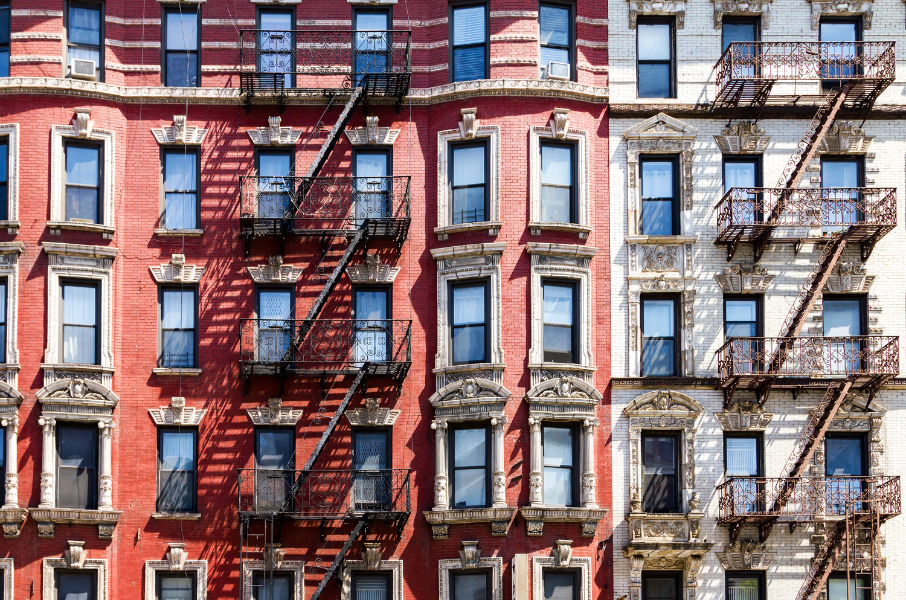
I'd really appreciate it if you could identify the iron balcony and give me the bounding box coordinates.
[714,41,896,109]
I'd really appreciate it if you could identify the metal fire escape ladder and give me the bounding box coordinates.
[797,518,848,600]
[303,87,364,182]
[310,516,371,600]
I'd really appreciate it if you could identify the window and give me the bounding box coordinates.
[820,18,861,84]
[640,156,678,235]
[0,1,8,77]
[62,281,100,365]
[642,572,681,600]
[163,7,200,87]
[0,137,7,220]
[66,1,103,81]
[57,423,98,510]
[353,8,391,85]
[162,149,199,231]
[157,572,197,600]
[539,2,574,80]
[641,296,678,377]
[827,572,870,600]
[637,18,673,98]
[450,424,489,508]
[352,428,390,509]
[0,278,6,364]
[540,142,576,223]
[450,141,489,225]
[725,295,762,374]
[160,287,198,368]
[256,149,293,220]
[257,9,295,89]
[255,428,293,511]
[450,3,488,82]
[826,433,866,514]
[821,157,863,232]
[353,286,390,364]
[451,281,489,364]
[0,417,4,505]
[351,572,390,600]
[57,571,97,600]
[543,424,578,506]
[543,570,577,600]
[542,280,577,363]
[353,148,391,224]
[158,428,197,513]
[723,155,762,225]
[642,432,679,513]
[451,571,490,600]
[823,294,866,373]
[726,571,765,600]
[256,286,293,363]
[721,18,759,79]
[251,572,292,600]
[725,433,763,514]
[64,141,102,224]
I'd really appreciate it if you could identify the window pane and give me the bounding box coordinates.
[641,199,673,235]
[252,573,292,600]
[354,431,388,470]
[726,437,758,476]
[66,186,99,222]
[453,468,486,507]
[453,46,486,81]
[541,186,570,222]
[260,12,292,31]
[258,290,292,321]
[724,161,757,192]
[0,142,6,184]
[645,576,678,600]
[160,575,194,600]
[166,11,197,51]
[354,575,388,600]
[0,4,8,44]
[541,145,571,186]
[540,47,570,73]
[165,192,197,229]
[354,289,388,321]
[543,325,572,356]
[159,470,193,512]
[259,153,292,178]
[638,23,670,60]
[822,160,859,188]
[641,161,673,199]
[453,186,486,223]
[544,427,573,467]
[453,573,487,600]
[58,425,97,509]
[161,431,195,471]
[540,5,569,47]
[826,437,864,476]
[0,49,8,78]
[726,299,757,323]
[453,145,485,186]
[64,325,96,363]
[355,152,388,178]
[163,289,195,329]
[69,46,100,66]
[823,300,861,336]
[256,430,293,469]
[543,467,572,505]
[453,6,486,45]
[166,53,198,87]
[544,284,573,326]
[63,284,94,325]
[543,572,575,600]
[643,339,674,376]
[453,324,486,363]
[643,300,674,337]
[67,145,99,186]
[69,6,101,45]
[454,428,486,468]
[638,63,671,98]
[828,576,869,600]
[820,21,858,42]
[59,426,97,467]
[452,285,485,325]
[165,152,197,192]
[722,21,757,52]
[644,435,677,474]
[58,572,95,600]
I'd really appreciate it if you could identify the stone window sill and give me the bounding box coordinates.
[153,367,203,377]
[154,228,204,237]
[30,507,122,539]
[41,363,115,375]
[0,507,28,539]
[435,221,503,240]
[625,234,697,244]
[520,506,608,537]
[528,222,592,239]
[47,221,116,239]
[151,512,202,520]
[423,506,516,540]
[0,220,20,234]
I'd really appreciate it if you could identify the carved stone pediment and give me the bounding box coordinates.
[247,116,303,146]
[714,121,771,153]
[625,114,696,217]
[808,0,873,30]
[152,115,209,145]
[150,254,205,284]
[345,398,401,427]
[345,115,401,146]
[429,379,511,417]
[712,0,771,29]
[818,121,873,153]
[716,540,776,569]
[624,113,697,141]
[526,376,602,402]
[149,397,207,426]
[715,262,774,293]
[246,398,303,426]
[347,253,400,284]
[627,0,687,29]
[37,378,119,410]
[823,262,873,293]
[624,390,702,417]
[247,256,303,284]
[715,401,774,431]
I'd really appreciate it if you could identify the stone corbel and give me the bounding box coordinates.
[246,397,303,426]
[716,540,777,569]
[152,115,209,145]
[552,540,573,567]
[246,255,303,284]
[459,108,478,139]
[247,116,304,146]
[346,252,401,284]
[715,263,774,293]
[345,115,401,146]
[167,543,187,570]
[73,108,93,138]
[150,254,206,284]
[149,396,207,427]
[459,541,481,568]
[550,108,570,139]
[265,544,285,570]
[66,541,87,569]
[714,121,771,153]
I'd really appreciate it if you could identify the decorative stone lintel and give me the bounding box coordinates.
[347,253,401,284]
[817,121,873,153]
[520,507,608,537]
[459,540,481,568]
[715,540,777,570]
[712,1,772,30]
[361,543,382,570]
[246,255,303,284]
[150,254,205,284]
[550,108,570,139]
[808,0,872,30]
[152,115,209,145]
[247,116,303,146]
[628,0,686,29]
[246,398,303,426]
[30,508,122,539]
[0,507,27,538]
[166,543,187,570]
[149,396,207,426]
[715,263,774,293]
[345,115,401,146]
[715,401,774,431]
[345,398,400,427]
[714,120,771,153]
[423,507,517,540]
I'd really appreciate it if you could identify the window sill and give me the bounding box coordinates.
[423,506,517,540]
[154,228,204,237]
[153,367,202,377]
[625,235,697,244]
[30,507,122,539]
[435,221,503,241]
[151,512,201,520]
[528,222,592,239]
[520,506,609,537]
[528,362,595,373]
[41,363,115,375]
[0,507,28,539]
[0,220,20,235]
[47,221,116,239]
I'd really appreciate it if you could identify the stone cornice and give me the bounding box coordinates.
[610,103,906,119]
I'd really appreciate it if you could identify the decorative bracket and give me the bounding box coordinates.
[66,541,87,569]
[345,115,401,146]
[73,108,93,138]
[247,116,303,146]
[150,254,205,284]
[459,108,478,139]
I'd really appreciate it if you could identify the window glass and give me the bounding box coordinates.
[721,19,758,78]
[0,279,6,364]
[161,288,196,368]
[823,299,861,336]
[453,427,487,508]
[353,574,389,600]
[543,282,575,363]
[826,436,864,477]
[726,574,760,600]
[354,430,388,471]
[159,429,197,512]
[725,299,757,338]
[57,424,98,509]
[638,24,670,60]
[65,144,100,223]
[353,10,390,83]
[723,161,757,193]
[252,572,292,600]
[452,144,487,224]
[827,575,869,600]
[354,150,390,222]
[640,159,675,235]
[642,433,678,512]
[452,283,487,364]
[256,429,293,470]
[0,139,7,220]
[159,573,195,600]
[0,414,4,504]
[0,1,8,77]
[63,283,98,364]
[541,143,573,222]
[722,20,757,52]
[539,4,571,78]
[58,572,96,600]
[254,429,292,511]
[643,574,679,600]
[819,20,859,81]
[543,572,576,600]
[726,437,758,476]
[451,572,488,600]
[68,3,102,78]
[163,151,198,229]
[543,425,574,506]
[637,21,672,98]
[642,298,675,376]
[257,11,294,89]
[165,9,198,86]
[257,151,293,219]
[452,5,487,82]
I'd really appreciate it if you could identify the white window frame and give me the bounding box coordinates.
[0,242,24,389]
[529,117,591,237]
[43,557,108,600]
[145,546,208,600]
[0,558,12,600]
[531,555,593,600]
[241,561,305,600]
[50,122,116,238]
[340,559,403,600]
[438,547,502,600]
[0,124,20,233]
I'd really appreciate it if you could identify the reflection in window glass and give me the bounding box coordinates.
[452,427,487,508]
[452,5,487,82]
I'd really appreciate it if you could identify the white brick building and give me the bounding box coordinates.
[607,0,906,598]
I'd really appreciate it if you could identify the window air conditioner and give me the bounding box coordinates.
[545,62,570,81]
[71,59,97,81]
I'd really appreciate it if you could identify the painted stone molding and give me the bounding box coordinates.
[0,124,21,232]
[340,560,401,600]
[424,507,517,540]
[50,123,116,237]
[66,541,88,569]
[247,116,303,146]
[716,540,776,570]
[149,397,207,426]
[439,553,503,600]
[0,558,11,600]
[532,556,593,600]
[345,115,401,146]
[241,561,303,600]
[550,108,570,138]
[525,375,603,403]
[817,121,873,153]
[145,554,208,600]
[43,557,108,600]
[0,243,24,388]
[713,0,771,28]
[715,401,774,431]
[152,115,209,145]
[361,543,382,570]
[552,540,573,567]
[715,262,774,293]
[345,398,401,427]
[0,507,27,538]
[529,124,591,238]
[520,506,608,537]
[150,254,206,284]
[823,262,873,293]
[246,397,303,426]
[627,0,685,28]
[32,508,122,539]
[809,0,872,29]
[346,252,401,284]
[714,120,771,153]
[246,255,303,284]
[458,541,481,568]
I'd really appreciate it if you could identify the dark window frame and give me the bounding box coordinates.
[352,5,393,85]
[352,284,392,320]
[255,284,296,320]
[820,155,865,188]
[722,154,763,190]
[541,278,579,364]
[641,571,682,600]
[0,277,7,364]
[251,571,293,600]
[723,294,764,339]
[541,568,580,600]
[56,569,98,600]
[63,139,104,224]
[639,155,680,236]
[826,571,871,600]
[818,16,863,42]
[0,1,8,78]
[158,285,199,369]
[449,1,490,82]
[449,138,491,225]
[538,0,576,81]
[539,139,578,224]
[723,431,764,476]
[0,136,8,220]
[256,6,297,89]
[819,17,863,88]
[160,145,201,231]
[725,570,766,600]
[449,279,491,365]
[352,427,391,470]
[56,422,99,510]
[350,571,391,600]
[156,426,199,514]
[255,147,295,176]
[156,570,198,600]
[640,294,681,377]
[721,16,761,49]
[161,5,201,87]
[254,426,296,470]
[542,422,580,507]
[65,0,105,82]
[642,431,681,513]
[822,293,868,337]
[636,16,675,99]
[61,278,102,366]
[825,432,868,477]
[449,422,491,509]
[450,569,492,600]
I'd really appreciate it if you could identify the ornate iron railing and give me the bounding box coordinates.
[718,476,900,522]
[716,187,897,240]
[239,319,411,370]
[717,336,899,380]
[239,29,412,94]
[238,468,411,517]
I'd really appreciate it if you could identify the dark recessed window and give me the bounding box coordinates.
[640,156,678,235]
[827,571,870,600]
[543,424,578,506]
[0,137,8,220]
[451,424,489,508]
[724,295,761,374]
[543,280,577,363]
[723,156,763,225]
[451,571,490,600]
[539,2,573,80]
[543,570,578,600]
[637,18,673,98]
[256,149,293,220]
[540,141,576,223]
[256,286,293,363]
[251,572,292,600]
[57,423,98,510]
[157,571,197,600]
[725,433,763,515]
[641,296,678,377]
[451,281,489,364]
[162,148,199,230]
[62,281,100,365]
[158,428,198,513]
[451,3,488,82]
[66,2,104,81]
[821,156,863,232]
[726,571,765,600]
[721,18,759,79]
[351,572,390,600]
[642,432,679,513]
[160,287,198,369]
[451,140,489,224]
[163,7,200,87]
[57,571,98,600]
[0,1,9,77]
[643,572,681,600]
[823,294,866,374]
[64,141,102,224]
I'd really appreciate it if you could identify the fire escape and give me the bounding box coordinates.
[712,41,901,600]
[236,28,413,600]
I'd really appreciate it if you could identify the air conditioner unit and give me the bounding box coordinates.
[71,59,97,81]
[545,62,570,81]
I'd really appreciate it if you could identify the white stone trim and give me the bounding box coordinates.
[531,556,592,600]
[50,120,116,238]
[150,254,206,284]
[817,121,873,154]
[152,116,209,145]
[715,401,774,431]
[246,398,303,426]
[431,243,506,388]
[149,397,207,426]
[712,0,771,29]
[1,390,24,514]
[628,0,686,28]
[145,557,208,600]
[438,555,503,600]
[529,116,591,237]
[713,121,771,153]
[0,243,24,389]
[435,115,501,239]
[341,560,402,600]
[0,558,11,600]
[247,256,303,284]
[345,116,401,146]
[345,398,400,427]
[43,558,108,600]
[247,116,303,146]
[241,561,304,600]
[808,0,872,29]
[715,541,776,570]
[526,244,597,386]
[0,124,20,233]
[714,263,774,293]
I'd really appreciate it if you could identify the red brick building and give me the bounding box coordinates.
[0,1,611,600]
